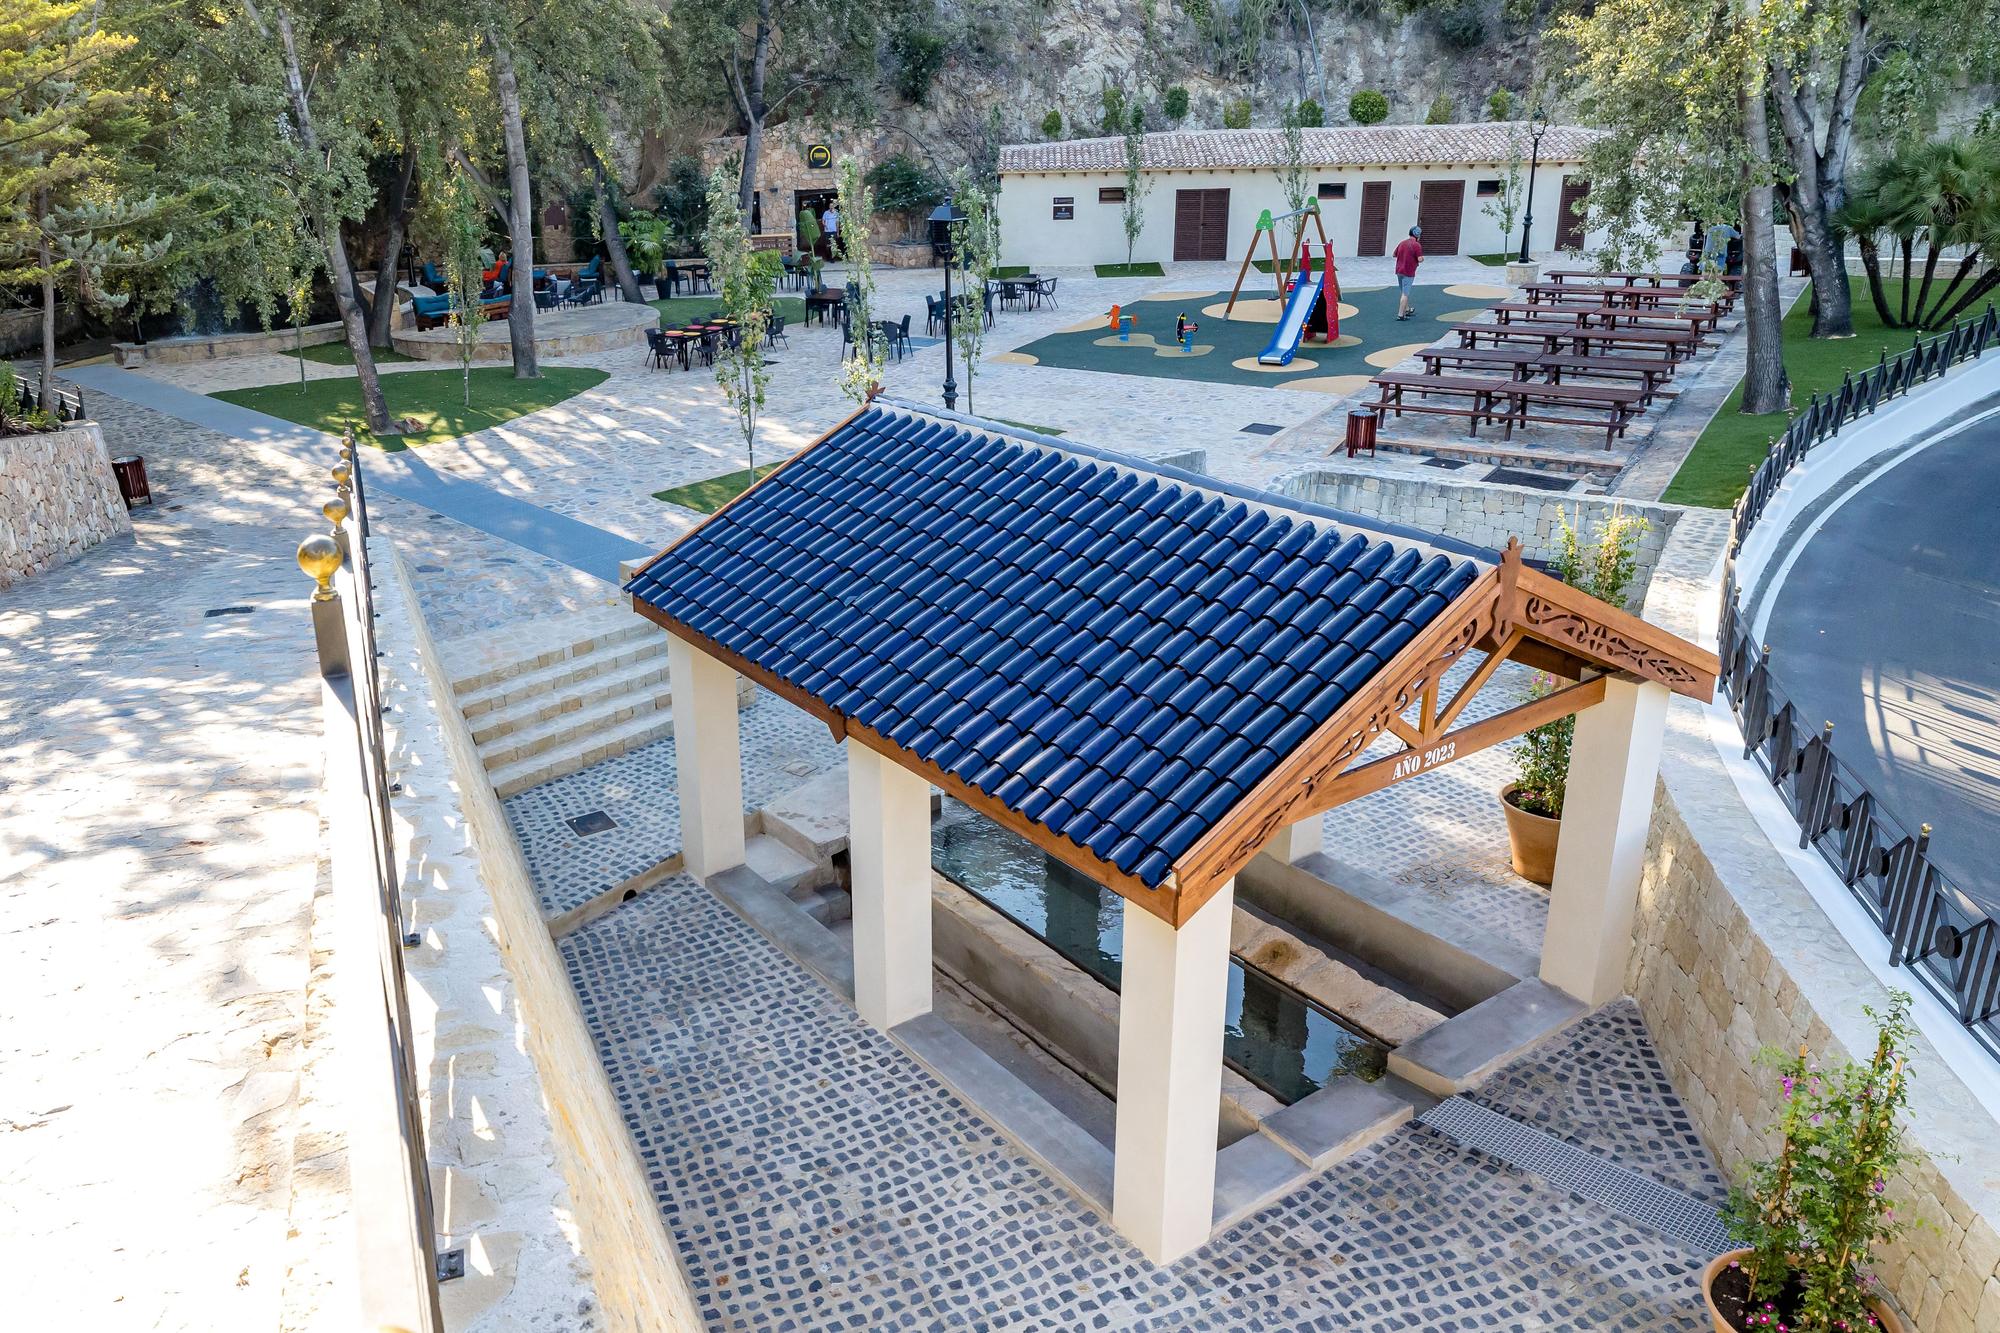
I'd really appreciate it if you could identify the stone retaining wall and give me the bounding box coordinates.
[384,544,708,1333]
[1631,503,2000,1333]
[1280,468,1680,606]
[114,320,347,367]
[0,422,131,592]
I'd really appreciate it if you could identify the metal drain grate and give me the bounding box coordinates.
[1484,466,1580,492]
[1239,422,1284,435]
[1419,1097,1732,1254]
[203,605,255,618]
[565,810,619,836]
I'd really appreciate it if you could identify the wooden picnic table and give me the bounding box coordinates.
[1545,269,1741,288]
[1416,345,1676,404]
[1370,371,1645,447]
[1522,283,1726,316]
[1450,321,1699,360]
[1490,301,1720,335]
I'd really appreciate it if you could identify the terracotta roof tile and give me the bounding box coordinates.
[999,122,1605,175]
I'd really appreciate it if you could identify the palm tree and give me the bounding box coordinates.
[1838,137,2000,330]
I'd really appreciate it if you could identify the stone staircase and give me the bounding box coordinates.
[441,607,746,799]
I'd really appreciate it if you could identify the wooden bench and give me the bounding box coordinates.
[1499,380,1647,448]
[1544,270,1741,308]
[1533,353,1675,405]
[1368,373,1515,437]
[1450,322,1698,361]
[1491,302,1719,335]
[1416,345,1541,379]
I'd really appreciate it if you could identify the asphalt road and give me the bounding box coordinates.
[1764,409,2000,916]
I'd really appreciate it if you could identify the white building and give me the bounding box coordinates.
[996,123,1608,270]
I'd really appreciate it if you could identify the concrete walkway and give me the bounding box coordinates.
[1764,403,2000,915]
[67,365,649,580]
[0,391,326,1330]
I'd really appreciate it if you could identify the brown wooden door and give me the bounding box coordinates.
[1173,188,1231,261]
[1356,181,1391,256]
[1415,180,1465,255]
[1554,176,1591,250]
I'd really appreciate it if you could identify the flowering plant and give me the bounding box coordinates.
[1719,992,1915,1332]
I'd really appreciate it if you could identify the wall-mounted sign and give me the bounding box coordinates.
[1052,196,1075,220]
[804,143,833,170]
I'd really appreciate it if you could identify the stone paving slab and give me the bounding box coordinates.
[557,871,1716,1331]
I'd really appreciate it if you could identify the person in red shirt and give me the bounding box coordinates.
[1393,226,1424,320]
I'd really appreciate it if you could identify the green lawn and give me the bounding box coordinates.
[1095,262,1166,278]
[289,340,415,365]
[653,462,784,512]
[992,265,1032,279]
[213,367,608,450]
[649,295,806,328]
[1469,252,1512,267]
[1663,277,1919,507]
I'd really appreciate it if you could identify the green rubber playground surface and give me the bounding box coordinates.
[1006,283,1495,391]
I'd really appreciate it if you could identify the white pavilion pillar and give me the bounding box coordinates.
[1113,880,1234,1265]
[1268,814,1324,864]
[1540,677,1671,1006]
[666,632,745,882]
[847,740,934,1030]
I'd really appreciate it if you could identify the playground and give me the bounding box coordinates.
[1002,203,1512,392]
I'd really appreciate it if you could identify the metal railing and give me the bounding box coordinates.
[1717,305,2000,1062]
[297,431,447,1332]
[26,371,86,422]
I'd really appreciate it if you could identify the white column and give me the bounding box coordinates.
[847,740,934,1030]
[666,632,744,882]
[1268,814,1323,864]
[1113,880,1234,1265]
[1540,677,1671,1006]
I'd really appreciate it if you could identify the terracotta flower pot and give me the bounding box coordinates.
[1500,782,1559,886]
[1701,1249,1908,1333]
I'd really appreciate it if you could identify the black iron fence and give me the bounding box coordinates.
[297,432,448,1330]
[1718,306,2000,1061]
[25,371,86,422]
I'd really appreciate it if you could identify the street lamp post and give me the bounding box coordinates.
[928,200,966,411]
[1516,112,1551,265]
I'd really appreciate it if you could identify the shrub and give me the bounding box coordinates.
[1223,98,1252,129]
[1436,0,1486,48]
[1486,87,1516,121]
[889,25,950,105]
[1041,108,1063,139]
[863,153,947,219]
[653,156,709,253]
[1294,97,1324,127]
[1100,86,1127,135]
[1425,92,1456,124]
[1163,85,1190,121]
[1347,90,1388,125]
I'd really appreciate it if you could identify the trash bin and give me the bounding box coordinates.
[1344,408,1378,459]
[111,454,152,508]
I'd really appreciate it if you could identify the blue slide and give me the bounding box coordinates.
[1257,268,1325,366]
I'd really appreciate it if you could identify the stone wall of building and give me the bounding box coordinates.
[1629,509,2000,1333]
[1280,468,1681,607]
[0,422,131,592]
[385,545,709,1333]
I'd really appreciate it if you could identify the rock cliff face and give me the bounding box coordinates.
[630,0,1549,196]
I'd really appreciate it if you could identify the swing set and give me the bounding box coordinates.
[1223,202,1334,317]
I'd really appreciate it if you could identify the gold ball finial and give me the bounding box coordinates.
[297,533,341,602]
[1921,823,1933,837]
[323,496,349,530]
[330,461,352,487]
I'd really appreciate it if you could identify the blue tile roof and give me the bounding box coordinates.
[627,404,1483,890]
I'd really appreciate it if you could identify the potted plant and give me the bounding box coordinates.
[1501,506,1648,885]
[1704,994,1914,1333]
[617,216,672,297]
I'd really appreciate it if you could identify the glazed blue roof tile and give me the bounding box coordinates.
[627,404,1483,890]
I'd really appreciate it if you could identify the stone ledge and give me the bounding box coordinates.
[1387,979,1587,1096]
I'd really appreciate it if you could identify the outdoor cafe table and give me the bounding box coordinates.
[1451,321,1699,360]
[804,289,846,326]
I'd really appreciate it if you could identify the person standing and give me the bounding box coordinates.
[821,202,842,259]
[1393,225,1423,320]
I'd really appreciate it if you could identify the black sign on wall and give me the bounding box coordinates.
[805,143,833,170]
[1053,196,1075,220]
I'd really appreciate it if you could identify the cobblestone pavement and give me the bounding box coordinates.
[558,868,1715,1332]
[0,392,327,1330]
